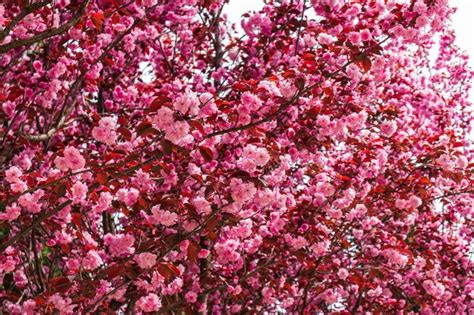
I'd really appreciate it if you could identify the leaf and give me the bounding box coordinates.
[295,77,305,90]
[336,174,352,182]
[189,120,205,135]
[91,12,105,30]
[232,81,247,92]
[50,277,72,293]
[54,184,67,197]
[161,139,173,155]
[357,56,372,72]
[187,241,200,263]
[117,127,132,141]
[96,173,108,185]
[157,263,180,280]
[150,97,163,111]
[199,146,213,162]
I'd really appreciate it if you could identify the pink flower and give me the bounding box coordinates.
[192,197,212,216]
[279,80,297,98]
[0,204,21,221]
[185,291,198,303]
[5,166,22,183]
[198,249,210,259]
[311,241,329,257]
[165,121,190,145]
[149,205,178,226]
[317,33,337,45]
[287,235,308,250]
[83,250,103,270]
[316,182,335,197]
[116,188,139,206]
[423,280,445,299]
[323,288,339,304]
[407,195,422,209]
[337,268,349,280]
[71,181,88,204]
[18,190,44,213]
[241,92,262,111]
[230,178,256,204]
[104,233,135,257]
[135,252,157,269]
[380,121,397,137]
[175,91,199,115]
[136,293,161,313]
[360,29,371,41]
[151,107,174,130]
[348,32,361,45]
[436,154,451,170]
[316,115,331,128]
[49,294,75,314]
[215,239,241,264]
[11,180,28,193]
[241,144,270,167]
[383,249,408,267]
[92,116,118,145]
[54,146,86,171]
[456,155,468,169]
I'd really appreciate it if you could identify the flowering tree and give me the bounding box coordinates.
[0,0,473,313]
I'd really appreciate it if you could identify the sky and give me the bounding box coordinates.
[449,0,474,68]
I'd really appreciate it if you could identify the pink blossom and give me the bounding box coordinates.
[185,291,198,303]
[175,91,199,115]
[54,146,86,171]
[165,121,190,145]
[241,144,270,167]
[104,233,135,257]
[423,280,445,299]
[337,268,349,280]
[10,181,27,193]
[5,166,22,183]
[316,182,335,197]
[407,195,422,208]
[92,117,118,145]
[0,204,21,221]
[136,293,161,313]
[241,92,262,111]
[71,181,88,204]
[82,250,103,270]
[116,188,139,206]
[317,33,337,45]
[149,205,178,226]
[18,190,44,213]
[135,252,157,269]
[380,121,397,137]
[192,197,212,215]
[230,178,256,204]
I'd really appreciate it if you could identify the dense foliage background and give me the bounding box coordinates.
[0,0,473,313]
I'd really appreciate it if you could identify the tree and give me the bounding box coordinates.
[0,0,473,313]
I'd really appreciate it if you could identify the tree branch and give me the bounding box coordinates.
[0,1,90,54]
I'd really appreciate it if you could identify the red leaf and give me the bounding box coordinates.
[199,146,213,162]
[50,277,72,293]
[91,12,105,30]
[357,56,372,72]
[189,120,205,135]
[97,173,107,185]
[187,241,200,263]
[150,97,163,111]
[118,127,132,141]
[157,263,180,280]
[232,82,247,92]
